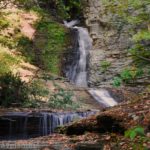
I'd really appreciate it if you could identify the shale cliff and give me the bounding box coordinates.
[82,0,132,87]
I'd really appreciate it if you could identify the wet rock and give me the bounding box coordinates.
[97,115,125,134]
[65,117,98,135]
[66,124,86,135]
[76,143,103,150]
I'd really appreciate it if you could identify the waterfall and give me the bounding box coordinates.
[64,20,80,28]
[64,20,118,107]
[0,111,97,140]
[64,20,92,87]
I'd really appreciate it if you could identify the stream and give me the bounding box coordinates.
[0,111,97,140]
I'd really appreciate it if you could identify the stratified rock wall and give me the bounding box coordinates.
[82,0,132,87]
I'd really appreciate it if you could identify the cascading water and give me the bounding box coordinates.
[64,20,118,107]
[88,89,118,107]
[64,20,92,87]
[0,111,97,140]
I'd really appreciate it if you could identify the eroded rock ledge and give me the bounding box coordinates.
[60,99,150,136]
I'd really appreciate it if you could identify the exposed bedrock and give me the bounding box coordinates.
[81,0,132,87]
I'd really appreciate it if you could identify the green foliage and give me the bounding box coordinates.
[125,126,150,150]
[29,80,49,101]
[120,69,132,83]
[129,44,150,66]
[0,23,22,50]
[0,52,20,74]
[125,126,145,140]
[35,17,67,74]
[113,67,144,86]
[0,36,16,49]
[17,36,34,62]
[130,30,150,65]
[54,0,82,19]
[100,60,111,73]
[22,79,50,108]
[48,88,79,110]
[0,72,50,108]
[0,13,23,50]
[122,67,144,82]
[15,0,82,19]
[0,17,9,29]
[54,0,69,19]
[15,0,37,9]
[0,73,29,107]
[112,77,122,87]
[23,99,40,108]
[102,0,150,74]
[132,31,150,43]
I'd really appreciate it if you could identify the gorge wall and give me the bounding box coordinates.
[82,0,132,87]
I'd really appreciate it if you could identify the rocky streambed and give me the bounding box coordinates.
[0,93,149,150]
[0,110,98,140]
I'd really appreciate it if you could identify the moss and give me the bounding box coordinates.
[17,36,34,62]
[18,8,69,74]
[0,36,15,49]
[35,19,67,74]
[0,51,20,74]
[35,17,66,74]
[0,72,29,107]
[0,17,9,29]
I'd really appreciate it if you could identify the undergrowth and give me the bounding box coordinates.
[0,1,69,76]
[0,50,20,74]
[17,7,69,75]
[48,87,79,110]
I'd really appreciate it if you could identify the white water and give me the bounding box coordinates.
[74,27,92,86]
[64,20,92,87]
[64,20,80,28]
[88,89,118,107]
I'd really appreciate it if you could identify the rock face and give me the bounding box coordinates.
[82,0,132,87]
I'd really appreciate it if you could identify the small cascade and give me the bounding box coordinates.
[64,20,92,87]
[88,89,118,107]
[0,111,97,140]
[64,20,80,28]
